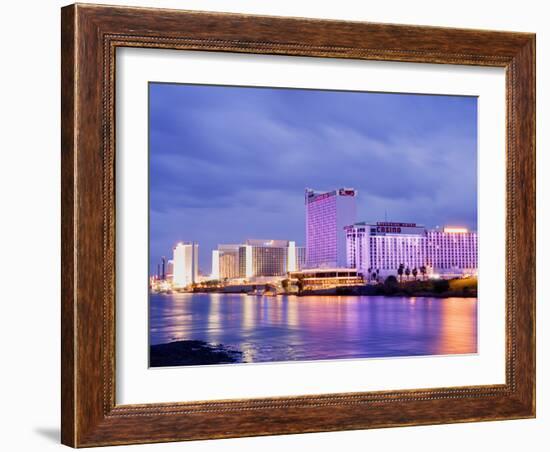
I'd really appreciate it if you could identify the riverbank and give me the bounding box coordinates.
[160,277,477,298]
[300,284,477,297]
[150,340,243,367]
[290,277,477,297]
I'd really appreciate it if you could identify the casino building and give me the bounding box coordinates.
[211,239,306,280]
[345,222,477,280]
[305,188,357,269]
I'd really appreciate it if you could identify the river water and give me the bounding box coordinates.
[149,293,477,364]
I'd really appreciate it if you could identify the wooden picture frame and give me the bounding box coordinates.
[61,3,535,447]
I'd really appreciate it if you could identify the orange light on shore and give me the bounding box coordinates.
[443,227,468,233]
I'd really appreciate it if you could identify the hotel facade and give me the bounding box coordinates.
[211,239,306,280]
[345,222,477,279]
[426,229,478,275]
[305,188,357,269]
[211,244,240,280]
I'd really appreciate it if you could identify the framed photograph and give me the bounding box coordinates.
[61,3,535,447]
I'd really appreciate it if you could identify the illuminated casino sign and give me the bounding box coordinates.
[338,189,356,196]
[308,192,332,203]
[377,226,402,233]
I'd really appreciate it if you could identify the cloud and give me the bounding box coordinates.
[149,83,477,273]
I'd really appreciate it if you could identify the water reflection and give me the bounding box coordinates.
[149,294,477,363]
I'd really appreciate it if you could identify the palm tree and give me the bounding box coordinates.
[420,265,427,281]
[397,264,404,282]
[405,266,411,281]
[367,267,372,283]
[412,267,418,281]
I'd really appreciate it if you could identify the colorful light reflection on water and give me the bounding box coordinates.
[149,293,477,364]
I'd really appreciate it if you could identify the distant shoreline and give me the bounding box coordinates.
[154,289,477,298]
[158,277,477,299]
[155,289,477,298]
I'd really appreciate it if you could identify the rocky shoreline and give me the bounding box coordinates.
[150,340,243,367]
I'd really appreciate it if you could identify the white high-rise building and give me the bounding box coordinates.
[345,222,478,280]
[286,241,306,272]
[211,240,305,280]
[287,241,297,272]
[305,188,357,268]
[211,250,220,280]
[211,244,241,280]
[426,227,478,276]
[238,239,289,278]
[172,242,198,288]
[345,222,427,278]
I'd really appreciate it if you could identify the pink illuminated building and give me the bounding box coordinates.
[305,188,357,268]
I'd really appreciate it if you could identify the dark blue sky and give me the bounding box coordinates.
[149,83,477,275]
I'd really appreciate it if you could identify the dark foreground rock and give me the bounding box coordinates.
[150,340,243,367]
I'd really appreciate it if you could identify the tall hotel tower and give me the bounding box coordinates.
[172,242,198,288]
[305,188,357,268]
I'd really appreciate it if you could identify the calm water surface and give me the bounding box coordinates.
[149,293,477,364]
